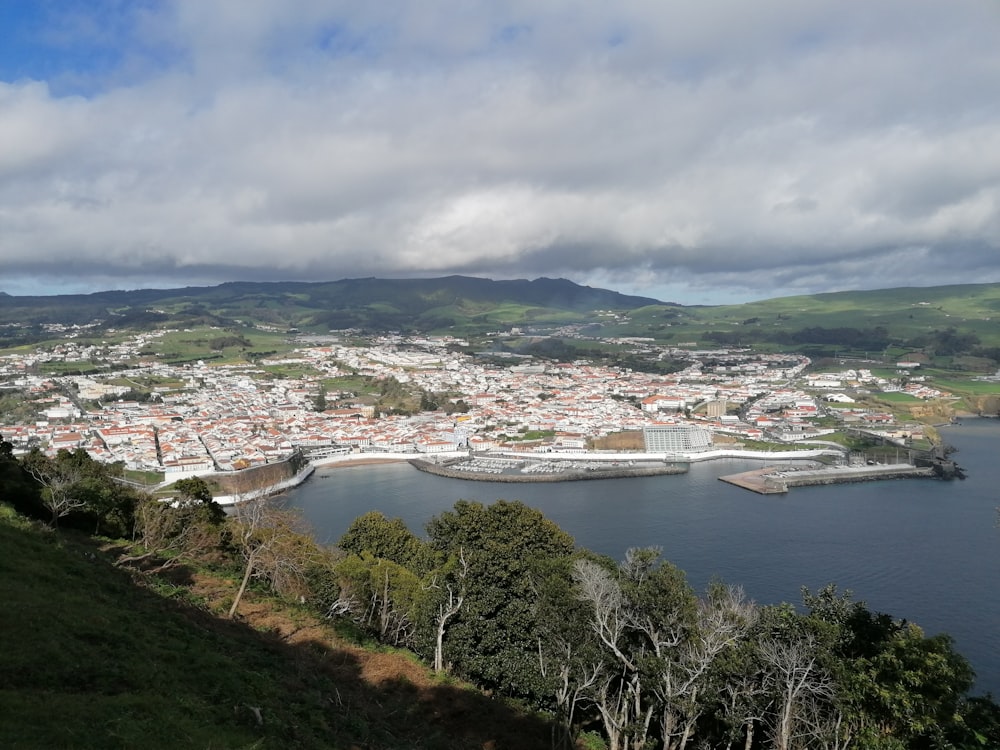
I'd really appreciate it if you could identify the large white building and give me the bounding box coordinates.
[642,423,713,454]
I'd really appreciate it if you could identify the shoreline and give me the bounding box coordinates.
[212,441,943,501]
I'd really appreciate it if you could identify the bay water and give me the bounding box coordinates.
[285,419,1000,695]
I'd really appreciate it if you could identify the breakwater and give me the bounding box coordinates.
[409,457,687,483]
[719,463,936,495]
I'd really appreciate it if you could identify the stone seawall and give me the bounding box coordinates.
[782,466,935,488]
[719,464,935,495]
[409,459,687,483]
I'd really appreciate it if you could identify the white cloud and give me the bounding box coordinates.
[1,0,999,302]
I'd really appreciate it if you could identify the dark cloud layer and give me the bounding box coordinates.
[1,0,999,303]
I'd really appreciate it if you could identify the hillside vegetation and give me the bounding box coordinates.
[0,504,554,750]
[5,278,1000,366]
[2,440,999,750]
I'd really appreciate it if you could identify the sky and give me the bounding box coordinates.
[1,1,999,305]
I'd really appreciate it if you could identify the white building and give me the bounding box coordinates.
[642,423,713,453]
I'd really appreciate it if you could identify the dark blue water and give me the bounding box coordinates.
[286,419,1000,695]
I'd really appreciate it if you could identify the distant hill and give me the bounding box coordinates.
[3,277,1000,357]
[0,276,666,333]
[614,283,1000,357]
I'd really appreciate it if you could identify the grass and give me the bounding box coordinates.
[123,468,164,486]
[602,283,1000,351]
[928,377,1000,397]
[0,504,557,750]
[323,375,379,396]
[877,392,922,403]
[146,327,294,365]
[0,509,268,748]
[257,363,323,380]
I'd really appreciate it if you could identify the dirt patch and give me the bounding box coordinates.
[178,570,556,748]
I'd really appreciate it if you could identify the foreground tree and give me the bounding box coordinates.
[21,449,88,528]
[803,584,977,748]
[428,547,469,673]
[227,500,317,619]
[424,499,576,698]
[339,510,434,573]
[656,583,758,750]
[332,551,425,646]
[123,490,225,574]
[534,554,606,749]
[572,548,702,750]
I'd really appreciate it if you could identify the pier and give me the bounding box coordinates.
[719,463,935,495]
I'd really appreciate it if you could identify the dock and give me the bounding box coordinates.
[719,463,936,495]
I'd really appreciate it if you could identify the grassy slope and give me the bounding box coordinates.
[0,506,554,750]
[616,283,1000,349]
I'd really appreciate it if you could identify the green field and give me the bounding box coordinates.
[144,327,294,364]
[600,284,1000,354]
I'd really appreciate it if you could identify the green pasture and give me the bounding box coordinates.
[256,363,323,380]
[145,327,293,364]
[323,375,380,396]
[875,392,922,403]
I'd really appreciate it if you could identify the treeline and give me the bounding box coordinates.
[704,325,1000,364]
[2,440,998,749]
[329,503,1000,750]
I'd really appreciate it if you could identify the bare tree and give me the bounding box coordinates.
[718,671,768,750]
[427,548,468,673]
[656,584,759,750]
[758,634,835,750]
[24,457,86,527]
[227,499,315,619]
[330,557,419,647]
[372,565,416,646]
[573,557,653,750]
[537,636,602,750]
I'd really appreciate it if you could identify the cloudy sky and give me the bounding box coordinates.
[1,1,999,304]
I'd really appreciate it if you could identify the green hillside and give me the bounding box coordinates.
[0,276,663,336]
[608,283,1000,355]
[0,505,552,750]
[4,277,1000,362]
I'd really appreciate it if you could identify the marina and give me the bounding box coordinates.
[409,455,686,482]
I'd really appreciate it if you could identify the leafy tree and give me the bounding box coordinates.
[0,436,38,515]
[172,476,225,524]
[338,510,434,574]
[424,499,575,698]
[803,584,977,749]
[313,384,327,412]
[331,552,425,647]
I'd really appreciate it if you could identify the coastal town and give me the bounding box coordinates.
[0,327,947,485]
